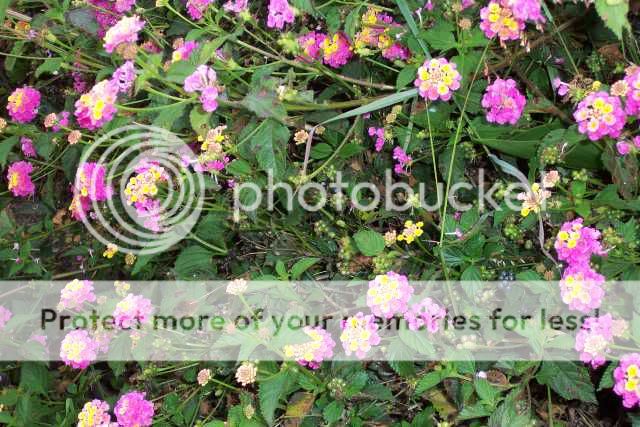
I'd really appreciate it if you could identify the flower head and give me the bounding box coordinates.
[559,265,605,313]
[367,271,414,318]
[111,61,136,93]
[480,2,524,42]
[573,91,626,141]
[340,312,381,359]
[20,137,36,158]
[397,220,423,244]
[392,146,412,175]
[226,278,248,295]
[321,33,354,68]
[504,0,544,24]
[60,330,98,369]
[0,306,12,329]
[74,80,119,130]
[555,218,606,266]
[404,298,446,332]
[77,399,112,427]
[195,125,230,172]
[197,368,212,386]
[414,58,461,102]
[482,78,526,125]
[614,353,640,408]
[223,0,248,13]
[113,294,153,329]
[575,313,618,368]
[623,67,640,117]
[59,279,96,311]
[267,0,295,29]
[235,361,257,386]
[114,391,154,427]
[7,86,41,123]
[172,40,198,63]
[186,0,214,20]
[283,326,336,369]
[297,32,327,62]
[7,161,35,197]
[184,65,219,112]
[103,15,144,53]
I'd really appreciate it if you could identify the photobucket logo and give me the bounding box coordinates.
[233,169,530,218]
[78,125,204,255]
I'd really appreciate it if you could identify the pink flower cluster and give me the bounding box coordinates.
[103,15,144,53]
[404,298,446,333]
[77,399,112,427]
[7,161,36,198]
[59,279,96,311]
[366,271,414,319]
[340,312,381,359]
[481,77,526,125]
[267,0,295,29]
[20,137,36,157]
[623,66,640,117]
[392,146,412,175]
[555,218,606,266]
[194,126,230,173]
[354,8,409,61]
[505,0,545,24]
[616,136,640,156]
[0,306,12,330]
[123,160,168,232]
[7,86,41,123]
[614,353,640,408]
[74,80,119,130]
[172,40,198,63]
[573,91,626,141]
[184,65,219,112]
[368,126,387,152]
[575,313,626,368]
[111,61,136,93]
[223,0,248,14]
[297,32,327,62]
[480,2,525,43]
[69,162,113,221]
[60,330,99,369]
[283,326,336,369]
[44,111,70,132]
[87,0,120,36]
[113,293,154,328]
[321,33,354,68]
[186,0,214,20]
[114,391,155,426]
[414,58,461,102]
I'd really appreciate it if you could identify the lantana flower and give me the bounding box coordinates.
[297,31,327,62]
[0,306,12,330]
[397,220,424,244]
[404,298,447,333]
[113,293,153,329]
[366,271,414,319]
[194,126,230,172]
[114,391,154,427]
[59,279,96,311]
[368,126,389,152]
[223,0,249,14]
[614,353,640,408]
[481,77,526,125]
[171,40,198,63]
[573,91,626,141]
[283,326,336,369]
[7,161,36,198]
[480,2,524,43]
[340,312,381,359]
[184,65,220,112]
[60,330,99,369]
[77,399,113,427]
[267,0,295,29]
[575,313,626,368]
[69,162,113,220]
[111,61,136,93]
[414,58,461,102]
[623,66,640,117]
[7,86,41,123]
[504,0,545,25]
[123,159,168,232]
[321,33,354,68]
[74,80,119,130]
[186,0,214,20]
[20,137,36,157]
[354,8,409,61]
[555,218,606,266]
[392,146,412,175]
[103,15,145,53]
[559,265,605,313]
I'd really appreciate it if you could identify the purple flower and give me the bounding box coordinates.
[111,61,136,93]
[267,0,295,29]
[115,391,154,426]
[481,78,526,125]
[404,297,446,333]
[366,271,414,319]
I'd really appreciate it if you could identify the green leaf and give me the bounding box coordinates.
[166,61,197,84]
[310,143,333,159]
[35,58,63,78]
[0,135,19,168]
[415,370,447,395]
[598,362,616,391]
[353,229,385,256]
[536,361,597,403]
[226,159,253,176]
[290,257,320,279]
[19,363,49,396]
[0,0,10,24]
[247,119,289,180]
[174,245,216,279]
[323,400,345,424]
[595,0,630,39]
[319,89,418,127]
[397,64,419,89]
[421,22,457,51]
[259,370,293,425]
[241,78,288,122]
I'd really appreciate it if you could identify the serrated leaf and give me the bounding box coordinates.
[290,257,320,279]
[536,361,597,403]
[595,0,630,39]
[35,58,63,78]
[259,370,292,425]
[397,65,418,89]
[353,229,385,256]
